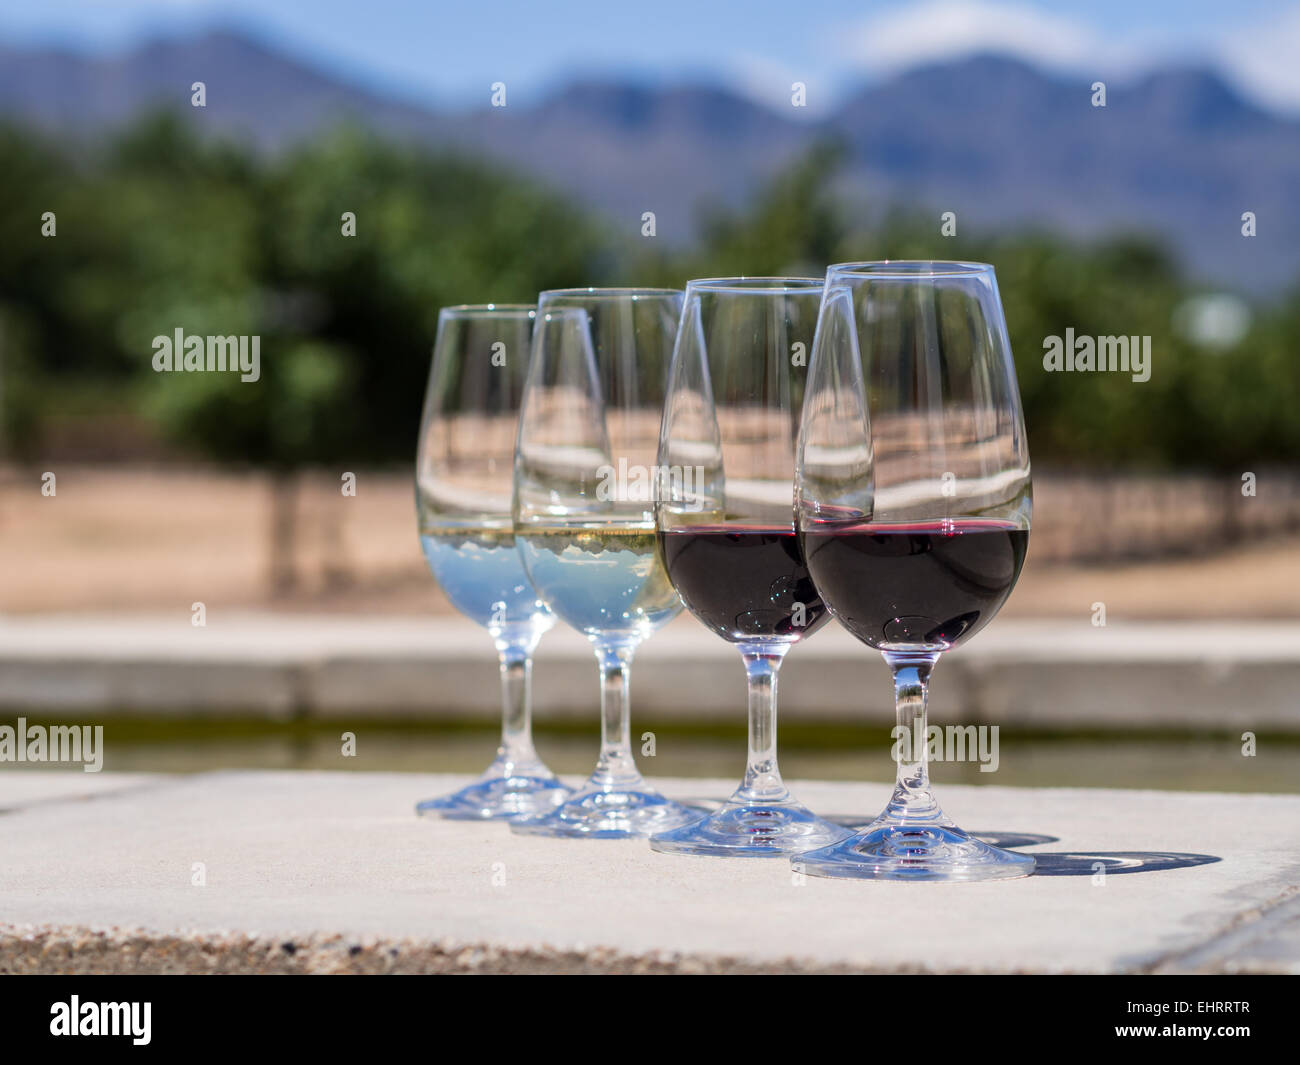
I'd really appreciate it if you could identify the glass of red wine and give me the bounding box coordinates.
[649,278,853,857]
[794,261,1035,881]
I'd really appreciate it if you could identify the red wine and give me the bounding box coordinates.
[801,519,1028,649]
[658,526,829,642]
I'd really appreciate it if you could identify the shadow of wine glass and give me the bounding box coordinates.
[665,804,1222,876]
[965,830,1060,849]
[1003,850,1221,876]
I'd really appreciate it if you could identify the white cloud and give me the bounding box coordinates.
[829,0,1300,116]
[835,0,1143,77]
[1218,7,1300,114]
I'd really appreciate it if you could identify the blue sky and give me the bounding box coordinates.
[4,0,1300,113]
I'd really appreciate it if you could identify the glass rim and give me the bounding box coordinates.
[827,260,994,280]
[685,276,824,294]
[439,303,537,318]
[539,286,684,302]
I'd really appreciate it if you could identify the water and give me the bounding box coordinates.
[29,718,1300,794]
[420,527,553,642]
[516,524,681,643]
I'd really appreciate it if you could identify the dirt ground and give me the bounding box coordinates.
[4,465,1298,618]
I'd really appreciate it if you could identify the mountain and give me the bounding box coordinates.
[0,31,455,143]
[2,29,1297,290]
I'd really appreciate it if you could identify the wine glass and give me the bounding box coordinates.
[414,304,568,820]
[794,261,1035,881]
[649,278,853,857]
[511,288,703,838]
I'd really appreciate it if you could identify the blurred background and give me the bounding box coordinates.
[2,0,1298,790]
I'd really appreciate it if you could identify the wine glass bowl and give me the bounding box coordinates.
[795,262,1035,880]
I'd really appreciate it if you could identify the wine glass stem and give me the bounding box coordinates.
[882,650,944,824]
[494,638,540,772]
[735,645,791,804]
[590,642,642,789]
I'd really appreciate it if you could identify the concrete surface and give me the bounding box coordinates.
[0,770,1296,974]
[3,613,1300,731]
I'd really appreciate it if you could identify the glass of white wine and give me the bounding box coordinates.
[414,304,568,820]
[511,289,703,838]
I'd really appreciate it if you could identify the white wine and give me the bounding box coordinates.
[420,526,553,643]
[516,523,681,642]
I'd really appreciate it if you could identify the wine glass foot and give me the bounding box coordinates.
[416,766,569,821]
[792,819,1035,882]
[509,783,703,839]
[649,798,853,857]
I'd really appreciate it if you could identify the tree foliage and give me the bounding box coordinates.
[1,116,1296,473]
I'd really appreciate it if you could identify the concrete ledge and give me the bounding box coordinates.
[0,770,1297,974]
[3,614,1300,730]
